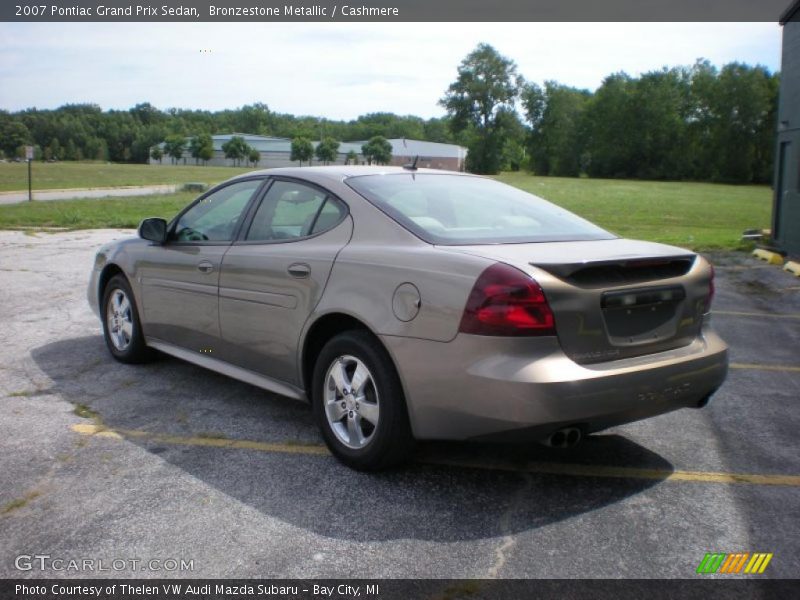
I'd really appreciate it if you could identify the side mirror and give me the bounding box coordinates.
[138,218,168,244]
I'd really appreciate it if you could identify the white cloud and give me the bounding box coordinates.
[0,22,782,119]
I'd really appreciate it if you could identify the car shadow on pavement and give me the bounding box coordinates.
[32,335,676,543]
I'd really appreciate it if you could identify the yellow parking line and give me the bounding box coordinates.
[418,458,800,487]
[714,310,800,320]
[118,428,331,455]
[730,363,800,373]
[713,265,772,271]
[71,424,328,455]
[70,424,800,487]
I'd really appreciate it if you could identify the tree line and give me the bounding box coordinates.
[441,44,779,183]
[0,103,451,165]
[288,136,392,166]
[0,44,779,183]
[148,131,394,168]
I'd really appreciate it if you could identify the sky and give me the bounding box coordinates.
[0,22,783,120]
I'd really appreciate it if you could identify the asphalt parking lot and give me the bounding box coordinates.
[0,230,798,580]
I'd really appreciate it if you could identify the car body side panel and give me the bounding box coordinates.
[136,243,229,352]
[317,244,492,342]
[89,236,229,353]
[215,217,354,385]
[306,177,492,342]
[88,237,146,319]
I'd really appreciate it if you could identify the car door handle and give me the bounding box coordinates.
[287,263,311,278]
[197,261,214,274]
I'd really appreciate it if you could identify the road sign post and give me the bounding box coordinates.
[25,145,34,202]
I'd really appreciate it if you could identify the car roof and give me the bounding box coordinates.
[229,165,475,184]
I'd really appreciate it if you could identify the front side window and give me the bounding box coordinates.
[173,179,262,242]
[346,174,615,245]
[245,180,344,241]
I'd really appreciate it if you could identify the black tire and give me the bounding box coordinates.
[312,330,415,470]
[101,274,153,364]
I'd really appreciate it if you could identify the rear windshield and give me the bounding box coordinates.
[346,173,615,245]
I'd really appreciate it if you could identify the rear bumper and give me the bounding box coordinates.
[380,329,728,441]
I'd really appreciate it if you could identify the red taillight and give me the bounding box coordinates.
[459,263,556,336]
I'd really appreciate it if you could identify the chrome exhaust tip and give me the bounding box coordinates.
[544,426,583,449]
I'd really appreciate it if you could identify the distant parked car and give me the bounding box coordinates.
[88,167,728,470]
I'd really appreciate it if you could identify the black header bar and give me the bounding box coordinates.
[1,0,796,23]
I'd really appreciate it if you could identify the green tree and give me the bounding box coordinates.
[423,117,454,143]
[345,150,358,165]
[163,134,186,165]
[249,147,261,167]
[84,136,109,161]
[64,138,78,161]
[704,62,778,183]
[234,103,272,134]
[440,43,521,174]
[221,135,248,167]
[48,137,62,160]
[315,137,340,165]
[0,118,31,158]
[522,81,590,176]
[197,134,214,165]
[582,73,637,178]
[130,102,164,126]
[189,133,213,165]
[129,125,165,162]
[290,137,314,166]
[496,109,527,171]
[628,68,692,180]
[361,136,392,165]
[150,145,163,164]
[348,112,425,141]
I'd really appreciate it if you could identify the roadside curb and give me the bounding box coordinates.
[752,248,785,266]
[784,261,800,277]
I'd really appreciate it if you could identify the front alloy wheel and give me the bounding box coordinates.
[101,274,152,364]
[106,288,134,352]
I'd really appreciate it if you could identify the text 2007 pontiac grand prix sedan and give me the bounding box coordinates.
[88,166,728,470]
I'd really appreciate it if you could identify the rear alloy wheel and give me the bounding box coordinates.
[324,355,380,449]
[313,331,414,470]
[102,275,152,364]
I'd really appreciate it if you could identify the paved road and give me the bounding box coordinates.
[0,230,798,579]
[0,185,178,205]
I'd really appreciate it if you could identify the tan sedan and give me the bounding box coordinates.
[88,167,728,470]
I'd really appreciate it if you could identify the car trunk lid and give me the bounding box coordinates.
[443,239,711,364]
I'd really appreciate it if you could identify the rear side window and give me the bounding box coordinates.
[346,174,614,245]
[246,180,344,242]
[311,198,346,234]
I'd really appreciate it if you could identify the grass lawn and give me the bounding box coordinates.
[496,173,772,251]
[0,193,195,230]
[0,161,252,192]
[0,171,773,251]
